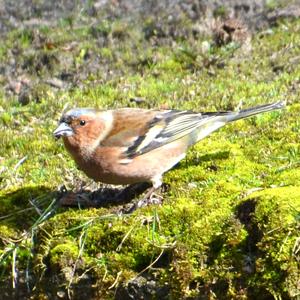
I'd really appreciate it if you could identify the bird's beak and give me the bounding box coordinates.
[53,122,74,139]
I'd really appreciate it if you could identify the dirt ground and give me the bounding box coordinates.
[1,0,299,104]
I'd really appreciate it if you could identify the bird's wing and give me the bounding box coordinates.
[101,101,285,160]
[106,110,231,159]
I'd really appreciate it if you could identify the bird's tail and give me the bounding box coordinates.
[225,101,285,122]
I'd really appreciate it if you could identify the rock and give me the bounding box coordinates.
[268,4,300,24]
[45,78,64,89]
[213,18,251,47]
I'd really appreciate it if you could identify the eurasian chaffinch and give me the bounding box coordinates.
[53,101,284,197]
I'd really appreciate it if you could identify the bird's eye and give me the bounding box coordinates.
[79,120,86,126]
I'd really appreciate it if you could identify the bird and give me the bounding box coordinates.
[53,101,285,202]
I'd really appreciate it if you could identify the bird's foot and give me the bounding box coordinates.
[117,186,164,214]
[136,188,163,208]
[134,182,170,209]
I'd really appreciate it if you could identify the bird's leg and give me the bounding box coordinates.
[121,178,172,214]
[136,176,163,208]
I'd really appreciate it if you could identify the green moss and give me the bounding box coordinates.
[244,187,300,298]
[50,240,79,268]
[0,225,18,244]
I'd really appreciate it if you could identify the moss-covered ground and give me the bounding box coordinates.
[0,6,300,300]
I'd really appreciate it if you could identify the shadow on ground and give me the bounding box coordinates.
[0,182,154,232]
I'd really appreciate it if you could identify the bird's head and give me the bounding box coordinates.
[53,108,111,155]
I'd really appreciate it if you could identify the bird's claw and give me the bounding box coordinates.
[137,192,163,208]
